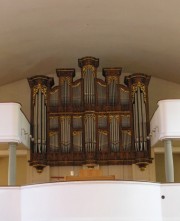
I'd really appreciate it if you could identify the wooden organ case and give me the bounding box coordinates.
[28,56,152,172]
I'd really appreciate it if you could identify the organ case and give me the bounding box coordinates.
[28,56,152,172]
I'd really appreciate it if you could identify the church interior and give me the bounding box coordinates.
[0,1,180,220]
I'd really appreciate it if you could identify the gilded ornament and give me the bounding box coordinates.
[82,65,95,78]
[33,83,47,104]
[60,77,71,85]
[107,76,118,84]
[131,81,147,102]
[98,130,108,135]
[73,130,82,136]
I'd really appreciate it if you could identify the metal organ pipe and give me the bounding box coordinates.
[79,132,82,152]
[84,67,95,105]
[89,71,94,104]
[55,133,58,151]
[117,118,119,151]
[99,84,102,105]
[90,116,92,151]
[88,72,90,104]
[137,88,143,150]
[140,89,144,151]
[84,114,96,152]
[41,92,43,150]
[125,131,127,150]
[85,118,89,152]
[116,117,119,151]
[61,118,63,152]
[87,117,89,152]
[61,117,64,152]
[86,71,88,104]
[34,94,37,153]
[92,116,94,151]
[110,116,120,152]
[88,115,92,152]
[68,117,70,152]
[134,91,138,151]
[33,89,47,154]
[111,118,113,151]
[110,118,112,151]
[85,117,87,152]
[64,118,66,152]
[66,118,68,152]
[89,72,90,104]
[134,93,139,151]
[38,90,42,153]
[60,117,70,153]
[141,92,147,150]
[114,118,116,151]
[112,81,115,106]
[65,118,67,152]
[110,117,113,151]
[88,116,90,152]
[122,131,125,150]
[67,81,69,104]
[50,89,58,107]
[89,69,92,104]
[99,131,101,151]
[93,116,95,151]
[97,83,106,106]
[50,132,58,151]
[88,71,90,104]
[99,131,108,152]
[44,104,47,152]
[109,80,116,106]
[60,117,63,150]
[84,71,88,104]
[40,90,43,152]
[72,83,81,106]
[62,79,70,106]
[133,86,147,152]
[73,132,81,152]
[91,70,95,104]
[91,116,93,151]
[88,117,90,152]
[113,118,115,151]
[67,117,70,152]
[116,118,117,150]
[64,80,66,105]
[122,131,131,150]
[109,82,112,105]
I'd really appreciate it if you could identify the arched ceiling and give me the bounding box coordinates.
[0,0,180,86]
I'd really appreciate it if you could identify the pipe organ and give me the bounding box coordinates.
[28,56,151,172]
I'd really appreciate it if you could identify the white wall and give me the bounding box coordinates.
[0,187,21,221]
[149,77,180,118]
[161,184,180,221]
[0,79,30,120]
[0,181,162,221]
[21,181,162,221]
[1,181,180,221]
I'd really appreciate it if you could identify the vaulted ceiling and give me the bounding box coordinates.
[1,0,180,86]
